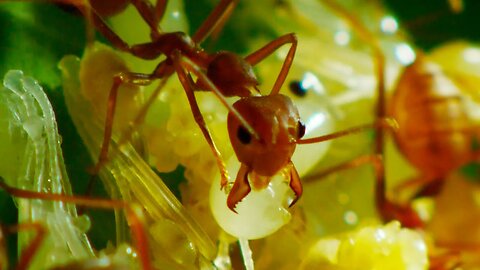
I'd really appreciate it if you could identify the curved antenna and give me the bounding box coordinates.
[192,0,239,44]
[320,0,386,154]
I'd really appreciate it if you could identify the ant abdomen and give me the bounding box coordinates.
[204,52,259,97]
[391,58,476,176]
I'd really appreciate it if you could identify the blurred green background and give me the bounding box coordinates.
[0,0,479,266]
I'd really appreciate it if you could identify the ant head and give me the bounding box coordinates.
[206,52,259,97]
[227,94,305,176]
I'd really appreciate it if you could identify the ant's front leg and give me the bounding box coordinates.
[171,53,230,189]
[89,58,173,180]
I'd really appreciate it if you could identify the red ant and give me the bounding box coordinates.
[49,0,392,212]
[0,179,152,270]
[318,0,480,230]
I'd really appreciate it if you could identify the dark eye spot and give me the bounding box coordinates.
[289,80,308,97]
[237,125,252,144]
[298,121,306,139]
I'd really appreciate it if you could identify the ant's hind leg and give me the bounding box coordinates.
[171,55,230,189]
[192,0,240,44]
[77,5,165,60]
[90,72,155,176]
[303,154,423,228]
[244,33,298,95]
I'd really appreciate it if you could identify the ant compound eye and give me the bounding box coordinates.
[298,120,306,139]
[237,125,252,144]
[289,80,307,97]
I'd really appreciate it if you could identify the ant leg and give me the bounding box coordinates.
[429,250,463,270]
[192,0,239,44]
[392,174,440,201]
[116,61,175,148]
[75,4,165,60]
[130,0,162,38]
[320,0,425,227]
[3,223,47,270]
[172,53,259,140]
[227,164,252,213]
[244,33,297,95]
[154,0,168,22]
[320,0,386,152]
[0,181,152,270]
[171,55,230,188]
[117,76,171,147]
[90,72,155,176]
[303,154,385,183]
[302,154,423,228]
[88,61,173,186]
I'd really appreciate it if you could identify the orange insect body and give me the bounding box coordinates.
[391,58,478,178]
[204,52,259,97]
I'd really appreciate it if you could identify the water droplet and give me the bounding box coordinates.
[395,43,416,65]
[334,30,350,46]
[343,210,358,225]
[380,16,398,34]
[463,47,480,64]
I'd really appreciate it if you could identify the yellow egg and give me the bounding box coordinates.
[300,222,428,270]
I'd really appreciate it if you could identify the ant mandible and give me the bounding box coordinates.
[68,0,389,212]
